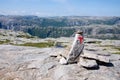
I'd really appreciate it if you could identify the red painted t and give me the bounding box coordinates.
[78,36,84,44]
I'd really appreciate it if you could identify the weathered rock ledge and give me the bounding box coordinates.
[0,45,120,80]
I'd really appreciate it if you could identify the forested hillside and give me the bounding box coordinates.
[0,15,120,39]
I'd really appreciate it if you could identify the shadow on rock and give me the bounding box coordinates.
[97,61,114,67]
[83,65,100,70]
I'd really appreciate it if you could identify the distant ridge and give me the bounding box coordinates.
[0,15,120,39]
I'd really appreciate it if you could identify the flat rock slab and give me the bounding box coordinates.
[78,57,98,68]
[81,51,110,63]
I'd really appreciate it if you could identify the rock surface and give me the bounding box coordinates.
[80,51,110,63]
[78,57,98,68]
[0,44,120,80]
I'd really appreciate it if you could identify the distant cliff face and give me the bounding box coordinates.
[0,15,120,39]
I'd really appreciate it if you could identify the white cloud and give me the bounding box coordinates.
[0,10,58,16]
[33,12,58,17]
[0,10,28,15]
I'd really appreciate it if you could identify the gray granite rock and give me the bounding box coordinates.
[81,51,110,63]
[0,45,120,80]
[78,57,98,68]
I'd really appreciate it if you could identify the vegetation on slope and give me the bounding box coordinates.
[0,15,120,39]
[18,42,54,48]
[0,39,10,44]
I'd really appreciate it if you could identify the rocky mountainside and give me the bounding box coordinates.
[0,15,120,39]
[0,36,120,80]
[0,29,38,45]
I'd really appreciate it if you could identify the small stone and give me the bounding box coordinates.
[59,57,67,65]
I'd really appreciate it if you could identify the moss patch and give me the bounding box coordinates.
[112,52,120,54]
[100,45,114,47]
[114,47,120,51]
[18,42,54,48]
[0,39,10,44]
[16,35,34,39]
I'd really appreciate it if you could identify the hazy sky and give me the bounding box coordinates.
[0,0,120,16]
